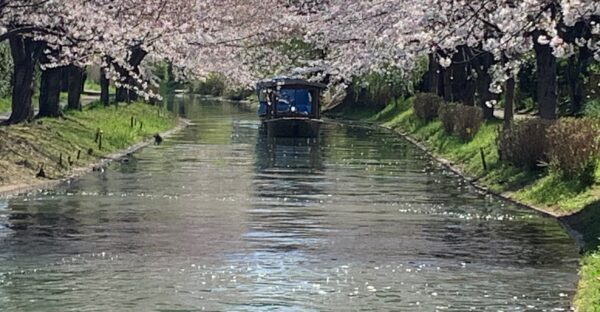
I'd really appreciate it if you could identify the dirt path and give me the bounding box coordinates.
[0,94,100,122]
[493,108,536,120]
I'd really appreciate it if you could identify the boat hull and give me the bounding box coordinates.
[262,118,321,137]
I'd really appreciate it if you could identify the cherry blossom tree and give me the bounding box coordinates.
[1,0,599,124]
[295,0,600,119]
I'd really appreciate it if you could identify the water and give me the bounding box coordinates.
[0,97,580,311]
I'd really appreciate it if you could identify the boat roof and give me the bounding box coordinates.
[257,77,327,90]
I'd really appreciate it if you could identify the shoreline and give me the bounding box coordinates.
[386,123,588,248]
[335,117,589,248]
[0,112,190,199]
[0,102,190,199]
[328,101,599,310]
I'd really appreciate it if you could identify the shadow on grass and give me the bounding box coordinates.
[561,200,600,252]
[481,164,542,193]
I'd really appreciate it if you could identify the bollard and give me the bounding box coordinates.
[94,128,101,143]
[59,153,63,167]
[480,148,487,171]
[76,150,81,160]
[131,116,135,128]
[98,130,103,150]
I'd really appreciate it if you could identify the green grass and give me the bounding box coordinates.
[0,92,95,114]
[84,80,115,94]
[517,172,600,214]
[576,250,600,311]
[0,101,178,186]
[84,80,101,92]
[45,101,177,151]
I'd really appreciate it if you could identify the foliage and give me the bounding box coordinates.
[224,88,254,101]
[546,118,600,183]
[454,105,483,141]
[413,93,442,122]
[497,119,553,170]
[437,103,483,141]
[344,66,423,110]
[0,97,10,113]
[190,73,227,97]
[438,103,458,134]
[0,42,12,99]
[583,99,600,119]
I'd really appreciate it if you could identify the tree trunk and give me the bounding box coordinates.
[442,66,453,102]
[462,49,476,106]
[7,35,36,124]
[67,65,84,111]
[567,47,592,115]
[126,48,147,103]
[100,67,110,106]
[115,86,128,103]
[60,67,69,92]
[114,47,147,103]
[504,77,515,128]
[450,48,475,106]
[462,75,476,106]
[427,54,441,95]
[474,52,496,120]
[533,31,558,120]
[37,66,62,118]
[129,89,139,102]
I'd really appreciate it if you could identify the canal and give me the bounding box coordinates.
[0,97,580,311]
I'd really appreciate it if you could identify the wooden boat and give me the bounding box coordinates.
[257,78,326,137]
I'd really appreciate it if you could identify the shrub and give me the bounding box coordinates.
[583,99,600,119]
[224,88,254,101]
[546,118,600,183]
[497,119,553,170]
[191,73,227,96]
[454,105,483,141]
[438,103,459,134]
[413,93,442,121]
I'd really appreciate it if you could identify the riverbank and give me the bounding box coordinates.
[0,101,184,198]
[328,97,600,311]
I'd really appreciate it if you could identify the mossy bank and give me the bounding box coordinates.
[0,101,181,196]
[329,96,600,312]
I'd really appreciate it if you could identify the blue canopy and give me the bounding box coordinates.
[257,78,325,118]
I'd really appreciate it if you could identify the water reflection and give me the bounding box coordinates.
[0,99,581,311]
[248,130,327,250]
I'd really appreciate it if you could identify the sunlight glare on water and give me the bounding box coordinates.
[0,97,579,311]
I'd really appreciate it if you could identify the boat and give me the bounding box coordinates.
[257,78,327,137]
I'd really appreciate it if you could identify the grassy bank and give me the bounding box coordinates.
[576,250,600,310]
[331,96,600,311]
[0,101,177,190]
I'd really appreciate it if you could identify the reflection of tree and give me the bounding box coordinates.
[4,198,83,255]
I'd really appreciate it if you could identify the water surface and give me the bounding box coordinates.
[0,97,580,311]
